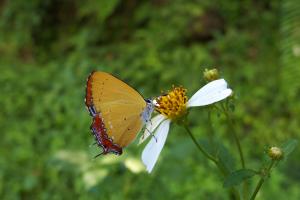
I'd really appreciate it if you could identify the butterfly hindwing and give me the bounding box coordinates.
[86,71,147,148]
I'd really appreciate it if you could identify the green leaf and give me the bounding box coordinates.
[79,0,120,22]
[198,138,236,174]
[223,169,257,188]
[217,144,236,174]
[282,139,298,158]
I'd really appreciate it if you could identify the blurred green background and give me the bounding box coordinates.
[1,0,300,199]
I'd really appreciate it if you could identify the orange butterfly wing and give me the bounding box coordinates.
[87,71,146,147]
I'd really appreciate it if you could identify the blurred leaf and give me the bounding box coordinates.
[279,0,300,100]
[216,143,236,174]
[281,139,298,158]
[223,169,257,188]
[199,138,236,174]
[198,138,217,156]
[79,0,120,22]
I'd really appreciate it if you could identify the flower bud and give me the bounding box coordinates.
[203,68,219,81]
[268,146,283,160]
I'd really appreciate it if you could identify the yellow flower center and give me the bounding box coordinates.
[155,86,188,120]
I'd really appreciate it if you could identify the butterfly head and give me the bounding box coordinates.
[142,99,155,123]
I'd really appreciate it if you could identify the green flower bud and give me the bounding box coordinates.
[268,146,283,160]
[203,68,219,81]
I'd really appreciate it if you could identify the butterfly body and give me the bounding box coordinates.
[85,71,153,155]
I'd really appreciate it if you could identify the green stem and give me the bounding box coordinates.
[183,124,240,200]
[220,103,247,199]
[183,124,218,163]
[221,104,245,169]
[250,161,275,200]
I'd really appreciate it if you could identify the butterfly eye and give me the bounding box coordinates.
[145,99,151,103]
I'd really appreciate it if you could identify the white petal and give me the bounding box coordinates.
[139,114,166,145]
[141,119,171,173]
[187,79,232,107]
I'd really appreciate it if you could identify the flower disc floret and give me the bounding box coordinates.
[155,86,188,120]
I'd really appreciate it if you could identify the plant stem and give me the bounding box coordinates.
[183,124,217,163]
[220,103,247,199]
[221,104,245,169]
[250,160,275,200]
[183,124,240,200]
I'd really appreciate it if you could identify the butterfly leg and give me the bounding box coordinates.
[145,127,157,143]
[94,148,108,158]
[89,142,98,147]
[94,152,104,158]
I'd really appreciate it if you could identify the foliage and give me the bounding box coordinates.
[224,169,257,188]
[0,0,300,199]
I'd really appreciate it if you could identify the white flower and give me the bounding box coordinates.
[140,79,232,173]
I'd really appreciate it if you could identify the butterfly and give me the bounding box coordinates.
[85,71,154,156]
